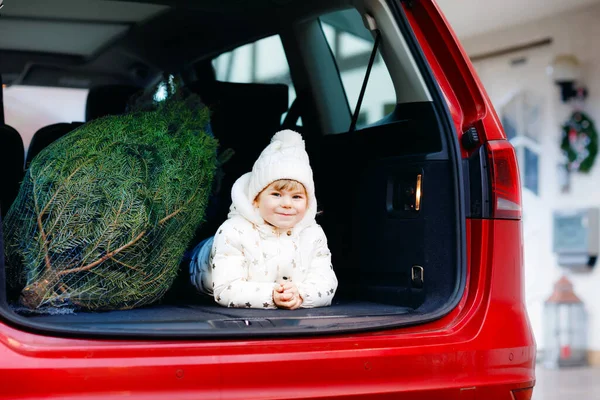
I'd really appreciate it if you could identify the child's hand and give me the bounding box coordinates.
[273,282,303,310]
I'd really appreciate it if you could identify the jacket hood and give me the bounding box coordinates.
[228,172,317,233]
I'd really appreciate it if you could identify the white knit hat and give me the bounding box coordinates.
[247,130,315,206]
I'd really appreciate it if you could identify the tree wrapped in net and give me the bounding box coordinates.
[3,81,218,310]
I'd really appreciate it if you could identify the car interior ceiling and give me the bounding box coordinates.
[1,1,464,332]
[1,1,347,88]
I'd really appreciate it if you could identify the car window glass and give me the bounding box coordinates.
[3,85,88,154]
[213,35,297,124]
[321,9,396,128]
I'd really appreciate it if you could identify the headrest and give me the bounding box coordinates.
[26,122,84,167]
[0,124,24,157]
[0,124,25,216]
[194,60,216,82]
[187,81,289,114]
[85,84,142,121]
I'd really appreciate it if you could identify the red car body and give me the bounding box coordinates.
[0,1,536,399]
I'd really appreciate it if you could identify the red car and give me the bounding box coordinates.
[0,0,535,399]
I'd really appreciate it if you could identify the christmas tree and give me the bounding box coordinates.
[3,79,218,310]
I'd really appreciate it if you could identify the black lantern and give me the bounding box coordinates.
[548,55,588,103]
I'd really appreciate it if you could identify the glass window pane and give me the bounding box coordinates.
[383,103,395,117]
[212,35,295,122]
[4,85,88,151]
[339,32,372,57]
[213,43,253,83]
[524,147,539,195]
[320,9,396,127]
[256,35,290,81]
[523,92,542,143]
[501,91,541,143]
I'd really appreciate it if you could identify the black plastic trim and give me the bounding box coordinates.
[384,0,467,325]
[0,308,441,340]
[463,145,492,218]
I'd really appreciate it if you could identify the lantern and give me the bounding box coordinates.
[543,276,588,368]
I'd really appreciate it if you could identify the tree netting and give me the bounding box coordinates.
[3,82,218,311]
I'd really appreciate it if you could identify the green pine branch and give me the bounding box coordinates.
[4,83,218,310]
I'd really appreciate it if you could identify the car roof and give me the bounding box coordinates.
[0,0,350,89]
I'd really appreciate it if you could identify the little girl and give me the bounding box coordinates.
[190,130,337,309]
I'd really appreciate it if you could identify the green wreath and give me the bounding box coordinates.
[561,111,598,173]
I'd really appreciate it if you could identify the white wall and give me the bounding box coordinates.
[461,3,600,352]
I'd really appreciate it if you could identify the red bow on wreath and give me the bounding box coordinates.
[561,111,598,173]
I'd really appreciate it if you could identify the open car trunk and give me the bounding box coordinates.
[0,0,465,338]
[5,103,464,337]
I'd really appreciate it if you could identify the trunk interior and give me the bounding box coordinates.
[0,0,465,337]
[5,101,464,337]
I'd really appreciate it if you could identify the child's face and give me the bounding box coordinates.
[254,181,308,231]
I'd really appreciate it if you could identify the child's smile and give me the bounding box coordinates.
[254,181,308,231]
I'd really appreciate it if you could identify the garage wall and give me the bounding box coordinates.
[460,2,600,359]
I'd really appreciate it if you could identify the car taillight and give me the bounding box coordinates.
[487,140,522,220]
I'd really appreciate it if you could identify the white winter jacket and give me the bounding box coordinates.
[210,172,337,309]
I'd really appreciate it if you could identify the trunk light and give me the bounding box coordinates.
[415,174,422,211]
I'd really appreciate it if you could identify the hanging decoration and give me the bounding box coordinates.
[560,111,598,174]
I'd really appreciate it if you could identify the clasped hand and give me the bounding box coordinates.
[273,282,303,310]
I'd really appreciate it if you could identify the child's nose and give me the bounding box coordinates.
[281,196,292,207]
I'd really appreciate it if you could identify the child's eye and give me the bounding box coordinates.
[293,195,304,200]
[271,192,281,197]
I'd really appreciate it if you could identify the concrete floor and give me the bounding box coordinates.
[532,365,600,399]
